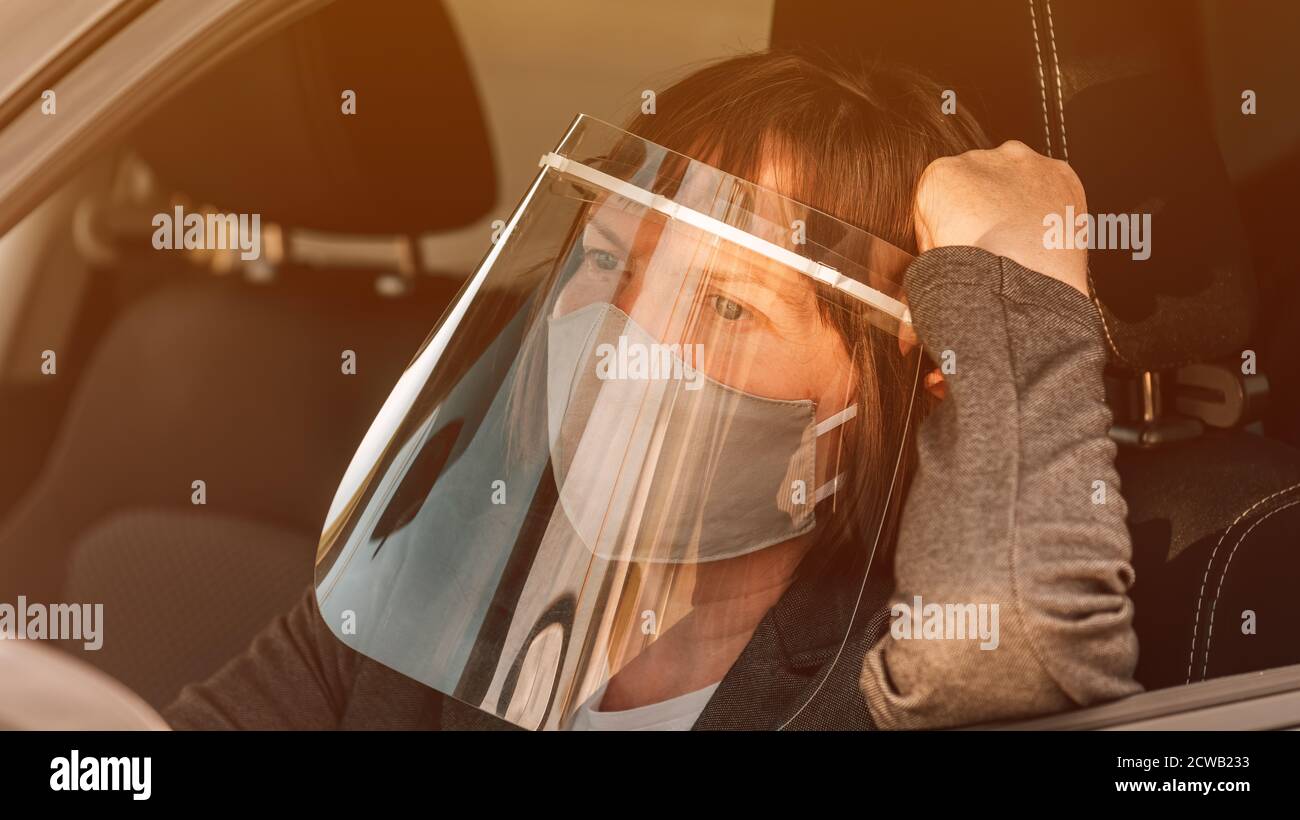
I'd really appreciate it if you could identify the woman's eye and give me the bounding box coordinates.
[586,249,623,272]
[710,295,746,321]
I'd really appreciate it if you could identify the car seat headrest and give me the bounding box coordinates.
[1068,71,1255,371]
[128,0,496,235]
[773,0,1256,372]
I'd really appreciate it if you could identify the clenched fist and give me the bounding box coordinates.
[911,140,1089,295]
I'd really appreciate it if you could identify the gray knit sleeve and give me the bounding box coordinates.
[861,245,1142,729]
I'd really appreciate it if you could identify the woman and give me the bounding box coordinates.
[165,51,1140,730]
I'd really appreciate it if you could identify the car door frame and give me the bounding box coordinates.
[994,662,1300,729]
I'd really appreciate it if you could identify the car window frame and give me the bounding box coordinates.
[0,0,330,239]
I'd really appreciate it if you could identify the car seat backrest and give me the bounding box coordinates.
[0,275,454,603]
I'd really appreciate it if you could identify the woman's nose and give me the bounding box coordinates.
[619,277,706,346]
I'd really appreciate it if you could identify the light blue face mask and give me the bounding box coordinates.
[546,301,856,564]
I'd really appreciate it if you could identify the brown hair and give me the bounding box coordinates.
[619,50,991,574]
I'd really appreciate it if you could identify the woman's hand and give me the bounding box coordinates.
[901,140,1089,399]
[911,140,1089,295]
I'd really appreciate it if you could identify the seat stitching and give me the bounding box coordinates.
[1042,0,1130,369]
[1186,481,1300,683]
[1044,0,1069,162]
[1043,1,1133,369]
[1199,497,1300,681]
[1027,0,1054,157]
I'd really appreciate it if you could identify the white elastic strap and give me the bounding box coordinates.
[539,153,912,326]
[814,404,858,437]
[813,472,845,504]
[810,406,858,503]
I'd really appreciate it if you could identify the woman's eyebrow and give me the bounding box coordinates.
[584,219,630,255]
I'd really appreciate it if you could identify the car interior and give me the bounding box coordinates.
[0,0,1296,721]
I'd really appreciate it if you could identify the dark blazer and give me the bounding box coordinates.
[161,555,894,730]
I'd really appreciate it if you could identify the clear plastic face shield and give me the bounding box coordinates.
[314,115,923,729]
